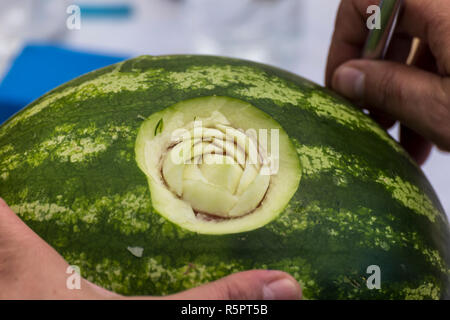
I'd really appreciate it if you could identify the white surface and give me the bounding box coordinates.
[4,0,448,216]
[0,0,69,79]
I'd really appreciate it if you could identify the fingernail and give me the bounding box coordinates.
[263,278,301,300]
[333,66,365,100]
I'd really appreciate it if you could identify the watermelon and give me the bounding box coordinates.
[0,55,449,299]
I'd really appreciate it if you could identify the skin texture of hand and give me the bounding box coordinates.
[0,198,301,300]
[326,0,450,165]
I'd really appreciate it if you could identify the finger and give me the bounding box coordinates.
[369,110,396,130]
[326,0,450,86]
[1,201,301,300]
[394,39,435,166]
[130,270,302,300]
[331,59,450,151]
[0,197,36,247]
[0,198,111,299]
[394,0,450,74]
[326,0,376,86]
[400,125,433,166]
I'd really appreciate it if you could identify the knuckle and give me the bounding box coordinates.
[221,278,253,300]
[428,81,450,150]
[207,279,238,300]
[215,272,266,300]
[375,67,402,109]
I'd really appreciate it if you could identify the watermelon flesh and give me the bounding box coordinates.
[135,96,301,234]
[0,55,449,299]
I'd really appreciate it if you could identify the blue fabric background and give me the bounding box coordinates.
[0,44,126,124]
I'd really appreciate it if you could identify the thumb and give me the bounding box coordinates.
[1,199,301,300]
[331,60,450,151]
[134,270,302,300]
